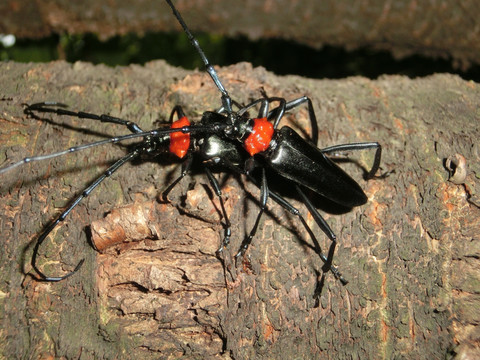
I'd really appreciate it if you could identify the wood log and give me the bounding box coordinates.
[1,0,479,68]
[0,60,479,359]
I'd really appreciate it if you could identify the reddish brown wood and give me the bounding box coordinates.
[0,61,479,358]
[1,0,479,68]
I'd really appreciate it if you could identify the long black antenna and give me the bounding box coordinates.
[164,0,233,113]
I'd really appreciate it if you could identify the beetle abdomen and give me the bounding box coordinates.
[266,127,367,207]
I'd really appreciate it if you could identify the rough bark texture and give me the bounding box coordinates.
[0,61,479,359]
[1,0,479,69]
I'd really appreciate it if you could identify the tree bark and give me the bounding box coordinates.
[1,0,479,69]
[0,61,479,359]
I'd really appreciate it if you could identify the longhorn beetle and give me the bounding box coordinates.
[0,0,382,283]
